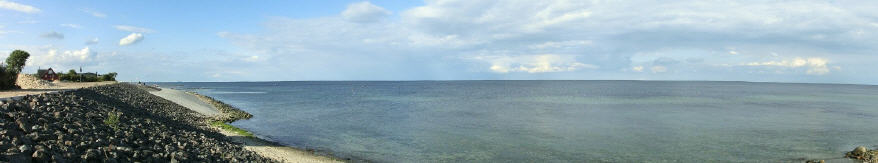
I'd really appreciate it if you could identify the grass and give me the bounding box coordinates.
[210,121,254,138]
[104,110,121,131]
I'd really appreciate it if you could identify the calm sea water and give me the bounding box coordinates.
[154,81,878,162]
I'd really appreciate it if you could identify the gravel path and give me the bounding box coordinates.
[149,88,220,116]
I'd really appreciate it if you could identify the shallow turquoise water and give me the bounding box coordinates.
[156,81,878,162]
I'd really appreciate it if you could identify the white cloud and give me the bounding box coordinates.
[114,25,154,33]
[29,46,96,67]
[632,66,644,72]
[0,0,40,13]
[342,1,391,23]
[60,47,94,61]
[728,51,738,55]
[80,9,106,18]
[61,24,82,29]
[85,38,99,45]
[744,57,832,75]
[119,33,144,46]
[473,54,597,73]
[651,66,667,73]
[40,31,64,39]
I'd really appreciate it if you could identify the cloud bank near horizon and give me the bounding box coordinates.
[3,0,878,84]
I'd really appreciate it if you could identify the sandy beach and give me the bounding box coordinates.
[148,86,344,163]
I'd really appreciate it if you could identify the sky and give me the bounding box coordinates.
[1,0,877,84]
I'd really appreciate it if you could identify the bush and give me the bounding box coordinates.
[0,67,16,90]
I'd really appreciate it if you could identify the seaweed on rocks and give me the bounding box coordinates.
[0,83,277,162]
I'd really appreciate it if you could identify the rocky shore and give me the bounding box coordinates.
[0,83,276,162]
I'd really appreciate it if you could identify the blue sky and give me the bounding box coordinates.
[1,0,877,84]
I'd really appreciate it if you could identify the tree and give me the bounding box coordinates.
[101,72,118,81]
[0,50,29,90]
[5,50,29,74]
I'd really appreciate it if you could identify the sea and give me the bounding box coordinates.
[153,81,878,162]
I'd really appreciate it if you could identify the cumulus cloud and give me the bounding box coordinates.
[745,57,832,75]
[119,33,143,46]
[28,46,97,68]
[80,8,106,18]
[61,24,82,29]
[85,38,99,45]
[57,47,94,61]
[40,31,64,39]
[114,25,154,33]
[473,54,597,73]
[0,0,39,13]
[342,1,391,23]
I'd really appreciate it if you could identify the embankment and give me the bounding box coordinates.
[0,83,275,162]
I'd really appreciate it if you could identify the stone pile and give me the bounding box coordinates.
[15,74,56,90]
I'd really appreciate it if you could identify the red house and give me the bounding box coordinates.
[37,68,59,81]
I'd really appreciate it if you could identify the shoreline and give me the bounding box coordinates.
[154,85,347,163]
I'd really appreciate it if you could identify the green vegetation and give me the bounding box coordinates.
[210,121,254,137]
[0,50,30,90]
[58,70,118,82]
[6,50,29,74]
[104,110,122,131]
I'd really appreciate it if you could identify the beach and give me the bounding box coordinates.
[0,83,338,162]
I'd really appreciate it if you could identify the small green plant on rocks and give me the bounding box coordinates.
[210,121,254,138]
[104,110,122,131]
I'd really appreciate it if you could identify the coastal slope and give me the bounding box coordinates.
[0,83,274,162]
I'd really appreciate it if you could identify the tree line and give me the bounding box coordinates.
[57,70,117,82]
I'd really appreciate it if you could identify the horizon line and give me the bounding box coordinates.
[136,79,878,87]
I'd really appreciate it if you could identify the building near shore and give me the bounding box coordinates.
[37,68,59,81]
